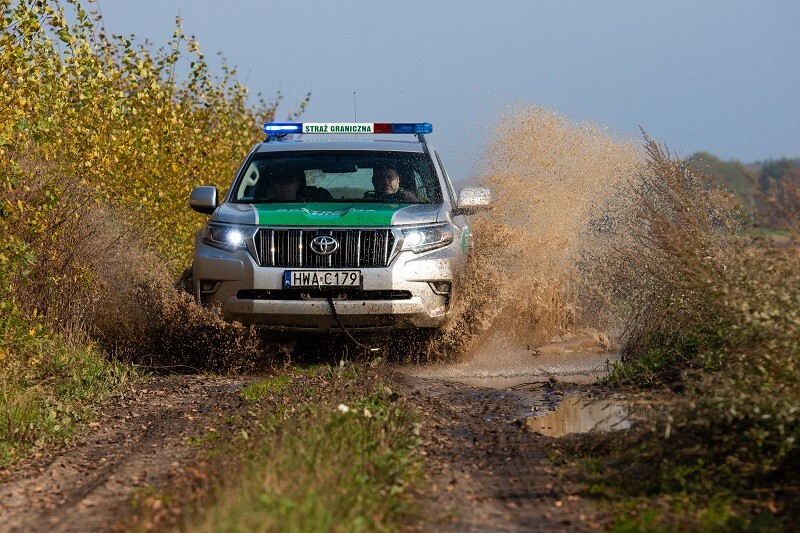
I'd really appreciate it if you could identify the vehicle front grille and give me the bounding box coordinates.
[253,228,396,268]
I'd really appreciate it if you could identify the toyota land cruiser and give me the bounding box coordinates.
[188,122,491,333]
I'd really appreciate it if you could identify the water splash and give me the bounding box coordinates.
[432,107,642,360]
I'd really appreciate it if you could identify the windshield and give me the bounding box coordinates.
[231,150,442,204]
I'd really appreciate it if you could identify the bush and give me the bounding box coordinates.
[1,0,306,272]
[0,0,293,365]
[0,0,292,463]
[590,136,800,523]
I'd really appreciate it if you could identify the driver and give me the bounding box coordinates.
[370,164,418,202]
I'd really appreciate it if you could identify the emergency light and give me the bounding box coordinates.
[262,122,433,135]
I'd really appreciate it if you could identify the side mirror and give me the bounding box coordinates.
[189,186,218,215]
[455,186,492,215]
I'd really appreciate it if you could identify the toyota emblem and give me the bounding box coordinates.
[309,235,339,256]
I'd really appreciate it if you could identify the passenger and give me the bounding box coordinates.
[369,164,418,202]
[271,170,333,202]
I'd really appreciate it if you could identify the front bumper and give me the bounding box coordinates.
[191,233,464,332]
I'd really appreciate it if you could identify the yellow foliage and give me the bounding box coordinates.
[0,0,306,275]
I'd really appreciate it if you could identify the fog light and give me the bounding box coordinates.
[200,280,219,293]
[429,281,451,295]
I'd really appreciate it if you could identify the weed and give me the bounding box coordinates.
[575,135,800,527]
[240,376,291,401]
[0,337,133,467]
[186,428,222,448]
[187,371,423,532]
[608,508,665,533]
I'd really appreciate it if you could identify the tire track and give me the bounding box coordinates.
[0,376,246,533]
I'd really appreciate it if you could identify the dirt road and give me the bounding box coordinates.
[401,375,602,531]
[0,376,249,532]
[398,332,614,531]
[0,335,614,531]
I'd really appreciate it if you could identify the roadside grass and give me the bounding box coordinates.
[186,428,223,448]
[129,486,172,513]
[570,136,800,528]
[185,363,423,532]
[601,496,763,533]
[0,329,133,468]
[551,430,788,531]
[604,348,682,388]
[239,375,292,401]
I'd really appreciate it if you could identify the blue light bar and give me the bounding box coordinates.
[262,123,303,133]
[261,122,433,135]
[389,123,433,134]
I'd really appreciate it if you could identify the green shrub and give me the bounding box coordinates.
[587,136,800,524]
[1,0,308,273]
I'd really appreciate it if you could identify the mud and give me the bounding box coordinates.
[0,342,621,532]
[409,330,618,388]
[391,108,637,529]
[398,332,616,531]
[401,376,603,531]
[432,107,641,368]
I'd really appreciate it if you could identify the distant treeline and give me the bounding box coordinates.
[687,152,800,229]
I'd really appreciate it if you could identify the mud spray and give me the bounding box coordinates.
[94,106,643,369]
[430,106,643,362]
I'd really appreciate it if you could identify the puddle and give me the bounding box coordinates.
[525,395,630,437]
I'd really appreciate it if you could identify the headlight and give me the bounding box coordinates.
[400,223,454,253]
[202,223,249,251]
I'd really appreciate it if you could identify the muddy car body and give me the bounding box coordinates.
[189,122,490,333]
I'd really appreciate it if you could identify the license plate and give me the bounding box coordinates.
[283,270,362,288]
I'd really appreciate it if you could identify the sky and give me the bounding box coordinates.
[96,0,800,183]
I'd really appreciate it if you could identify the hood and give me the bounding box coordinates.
[212,202,445,227]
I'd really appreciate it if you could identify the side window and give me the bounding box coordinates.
[412,169,430,201]
[237,163,260,200]
[434,151,457,205]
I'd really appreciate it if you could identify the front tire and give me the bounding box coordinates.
[175,266,193,295]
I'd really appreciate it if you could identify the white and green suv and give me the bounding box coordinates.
[188,122,490,333]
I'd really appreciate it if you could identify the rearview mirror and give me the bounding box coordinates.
[189,186,218,215]
[320,162,358,173]
[455,186,492,215]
